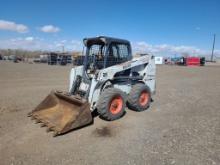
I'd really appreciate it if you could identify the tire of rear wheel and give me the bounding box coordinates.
[127,84,151,112]
[97,88,126,121]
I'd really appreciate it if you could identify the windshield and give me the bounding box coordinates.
[87,43,106,70]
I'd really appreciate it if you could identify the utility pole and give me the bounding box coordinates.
[62,45,65,53]
[211,34,216,62]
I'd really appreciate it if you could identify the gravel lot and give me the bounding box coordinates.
[0,61,219,165]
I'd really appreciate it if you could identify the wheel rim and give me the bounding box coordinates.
[139,91,149,106]
[109,96,123,115]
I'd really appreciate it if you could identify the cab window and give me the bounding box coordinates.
[106,43,130,67]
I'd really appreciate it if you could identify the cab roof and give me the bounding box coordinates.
[83,36,130,46]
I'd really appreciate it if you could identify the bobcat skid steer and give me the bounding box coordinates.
[28,36,156,136]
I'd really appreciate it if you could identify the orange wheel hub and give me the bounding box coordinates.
[109,96,123,114]
[139,91,149,106]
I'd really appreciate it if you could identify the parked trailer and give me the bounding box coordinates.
[184,57,200,66]
[200,57,206,66]
[155,56,163,64]
[48,53,58,65]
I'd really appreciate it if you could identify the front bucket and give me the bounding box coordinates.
[28,91,93,136]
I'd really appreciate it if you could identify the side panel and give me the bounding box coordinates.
[140,56,156,94]
[88,79,99,106]
[95,55,156,96]
[97,55,150,81]
[69,66,84,92]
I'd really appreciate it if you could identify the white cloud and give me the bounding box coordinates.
[40,25,60,33]
[0,20,28,33]
[54,40,83,51]
[55,43,64,47]
[0,38,83,51]
[61,40,67,43]
[0,37,51,50]
[70,40,83,50]
[132,41,216,57]
[25,37,34,41]
[0,37,219,57]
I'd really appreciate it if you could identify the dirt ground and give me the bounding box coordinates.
[0,61,219,165]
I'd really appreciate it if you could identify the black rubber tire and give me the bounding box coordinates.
[127,84,151,112]
[97,88,126,121]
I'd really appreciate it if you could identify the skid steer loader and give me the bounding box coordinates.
[28,36,156,136]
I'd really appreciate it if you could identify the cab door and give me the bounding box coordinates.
[105,43,131,68]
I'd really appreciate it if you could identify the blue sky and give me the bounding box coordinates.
[0,0,219,56]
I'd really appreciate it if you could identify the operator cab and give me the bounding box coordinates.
[83,36,132,77]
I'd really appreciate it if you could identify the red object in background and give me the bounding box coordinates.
[185,57,200,66]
